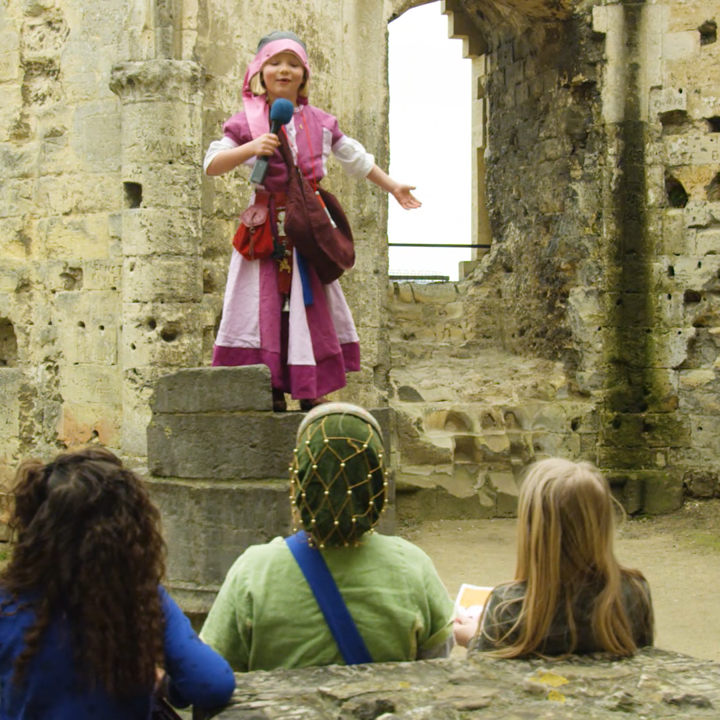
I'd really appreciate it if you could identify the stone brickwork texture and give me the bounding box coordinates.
[2,0,720,518]
[384,0,720,517]
[387,278,598,519]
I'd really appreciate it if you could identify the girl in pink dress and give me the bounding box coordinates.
[205,31,419,411]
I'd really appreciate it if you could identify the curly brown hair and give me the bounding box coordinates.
[1,447,167,697]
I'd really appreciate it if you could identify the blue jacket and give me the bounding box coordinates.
[0,586,235,719]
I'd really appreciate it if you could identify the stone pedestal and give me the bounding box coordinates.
[146,365,395,615]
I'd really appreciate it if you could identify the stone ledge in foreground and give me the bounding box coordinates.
[210,648,719,719]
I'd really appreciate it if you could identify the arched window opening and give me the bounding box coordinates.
[388,1,485,282]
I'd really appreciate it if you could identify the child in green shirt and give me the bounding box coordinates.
[201,403,454,670]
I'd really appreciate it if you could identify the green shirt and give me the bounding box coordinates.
[200,533,454,671]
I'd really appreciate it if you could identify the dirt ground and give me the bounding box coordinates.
[399,499,720,662]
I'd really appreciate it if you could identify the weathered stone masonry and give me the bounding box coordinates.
[0,0,395,486]
[388,0,720,518]
[211,648,720,719]
[2,0,720,520]
[1,0,126,485]
[109,60,206,459]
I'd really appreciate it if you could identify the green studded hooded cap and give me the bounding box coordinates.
[290,403,387,548]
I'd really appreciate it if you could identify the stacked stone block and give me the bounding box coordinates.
[387,279,597,520]
[146,365,294,615]
[394,399,598,520]
[388,281,476,363]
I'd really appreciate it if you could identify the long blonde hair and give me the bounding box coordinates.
[483,458,652,657]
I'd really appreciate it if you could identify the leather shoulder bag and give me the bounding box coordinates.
[277,128,355,284]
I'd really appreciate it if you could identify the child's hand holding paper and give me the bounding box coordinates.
[453,584,493,648]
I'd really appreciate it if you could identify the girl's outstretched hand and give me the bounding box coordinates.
[391,184,422,210]
[365,167,421,209]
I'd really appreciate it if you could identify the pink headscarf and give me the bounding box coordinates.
[242,37,311,140]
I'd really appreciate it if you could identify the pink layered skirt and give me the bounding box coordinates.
[212,249,360,399]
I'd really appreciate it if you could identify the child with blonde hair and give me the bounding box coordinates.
[455,458,654,657]
[205,30,420,412]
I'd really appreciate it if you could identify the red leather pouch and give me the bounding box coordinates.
[233,203,273,260]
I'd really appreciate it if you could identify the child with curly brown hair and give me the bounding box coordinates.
[0,447,235,719]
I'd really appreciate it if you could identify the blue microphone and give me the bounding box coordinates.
[250,98,295,185]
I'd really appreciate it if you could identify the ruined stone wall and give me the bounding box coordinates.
[464,10,604,366]
[214,648,720,719]
[455,0,720,513]
[0,0,393,482]
[0,0,127,484]
[636,3,720,504]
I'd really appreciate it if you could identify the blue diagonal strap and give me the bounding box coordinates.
[286,530,372,665]
[295,252,314,306]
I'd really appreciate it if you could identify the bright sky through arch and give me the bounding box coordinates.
[388,1,471,282]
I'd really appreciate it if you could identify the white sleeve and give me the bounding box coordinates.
[203,136,241,174]
[331,136,375,178]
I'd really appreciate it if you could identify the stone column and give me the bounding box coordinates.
[471,55,492,264]
[109,60,204,459]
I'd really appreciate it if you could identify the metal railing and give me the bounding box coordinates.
[388,242,490,283]
[389,273,450,283]
[388,243,491,249]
